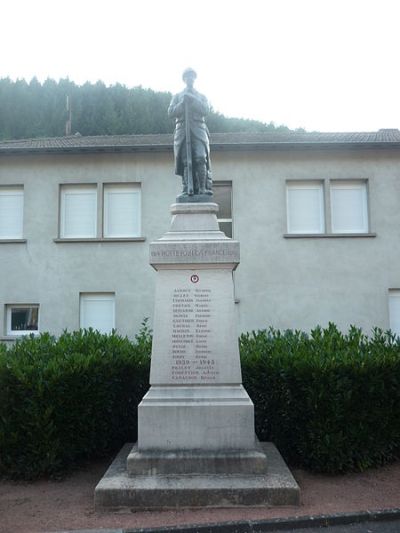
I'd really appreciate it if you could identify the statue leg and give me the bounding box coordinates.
[176,168,188,199]
[193,141,210,196]
[176,149,188,199]
[195,158,207,195]
[193,166,200,195]
[206,169,213,195]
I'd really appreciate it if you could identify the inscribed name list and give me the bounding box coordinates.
[171,285,218,382]
[149,269,241,386]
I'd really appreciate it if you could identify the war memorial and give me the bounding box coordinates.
[94,70,299,509]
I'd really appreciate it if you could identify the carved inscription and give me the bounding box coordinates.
[171,286,219,382]
[151,248,236,258]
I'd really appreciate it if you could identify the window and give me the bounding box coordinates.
[214,181,232,238]
[389,290,400,337]
[58,183,142,241]
[286,179,371,236]
[0,186,24,239]
[103,184,141,238]
[286,181,325,234]
[6,304,39,336]
[80,293,115,334]
[330,181,368,233]
[60,185,97,238]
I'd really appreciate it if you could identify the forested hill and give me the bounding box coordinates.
[0,78,293,141]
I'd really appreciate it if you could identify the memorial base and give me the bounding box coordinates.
[95,442,300,510]
[137,385,255,451]
[94,202,300,510]
[127,441,268,476]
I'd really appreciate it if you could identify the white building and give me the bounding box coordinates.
[1,129,400,343]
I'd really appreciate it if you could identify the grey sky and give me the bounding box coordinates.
[2,0,399,132]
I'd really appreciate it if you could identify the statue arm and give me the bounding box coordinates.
[168,94,185,118]
[187,93,210,116]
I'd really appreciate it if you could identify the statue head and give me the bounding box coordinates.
[182,68,197,88]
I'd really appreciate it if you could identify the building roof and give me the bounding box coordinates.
[1,129,400,155]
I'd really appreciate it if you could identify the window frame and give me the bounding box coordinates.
[79,292,116,334]
[285,178,374,238]
[6,304,40,336]
[59,183,98,239]
[0,185,24,240]
[389,289,400,337]
[330,179,369,234]
[213,180,233,238]
[57,182,144,242]
[103,183,141,238]
[387,288,400,337]
[286,180,325,235]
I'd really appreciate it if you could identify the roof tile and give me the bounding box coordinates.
[1,130,400,154]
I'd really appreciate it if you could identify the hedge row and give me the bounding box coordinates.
[240,323,400,473]
[0,326,151,479]
[1,322,399,478]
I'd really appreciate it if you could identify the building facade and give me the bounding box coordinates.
[1,130,400,342]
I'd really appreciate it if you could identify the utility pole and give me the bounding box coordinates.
[65,95,72,136]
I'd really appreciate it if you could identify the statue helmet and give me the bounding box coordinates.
[182,68,197,81]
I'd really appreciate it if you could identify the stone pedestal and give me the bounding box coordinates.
[95,203,299,510]
[139,203,254,454]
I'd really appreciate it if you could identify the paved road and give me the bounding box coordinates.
[281,521,400,532]
[56,518,400,533]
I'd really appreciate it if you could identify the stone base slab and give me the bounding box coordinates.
[95,442,300,511]
[127,442,268,475]
[175,195,214,204]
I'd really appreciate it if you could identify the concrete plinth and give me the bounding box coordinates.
[95,442,300,510]
[127,441,268,476]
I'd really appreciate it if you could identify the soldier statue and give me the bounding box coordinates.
[168,68,212,200]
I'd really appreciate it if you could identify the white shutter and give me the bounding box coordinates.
[287,182,324,234]
[80,293,115,334]
[389,291,400,337]
[103,184,141,238]
[330,181,368,233]
[60,185,97,238]
[0,187,24,239]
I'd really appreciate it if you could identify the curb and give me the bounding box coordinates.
[54,507,400,533]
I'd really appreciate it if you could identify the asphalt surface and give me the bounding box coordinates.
[56,523,400,533]
[266,524,399,532]
[272,521,400,532]
[55,512,400,533]
[304,522,400,532]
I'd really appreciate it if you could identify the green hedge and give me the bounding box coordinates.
[1,322,399,479]
[0,327,150,479]
[240,323,400,473]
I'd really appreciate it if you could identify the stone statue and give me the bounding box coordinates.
[168,68,212,201]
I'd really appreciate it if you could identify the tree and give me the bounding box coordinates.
[0,78,293,140]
